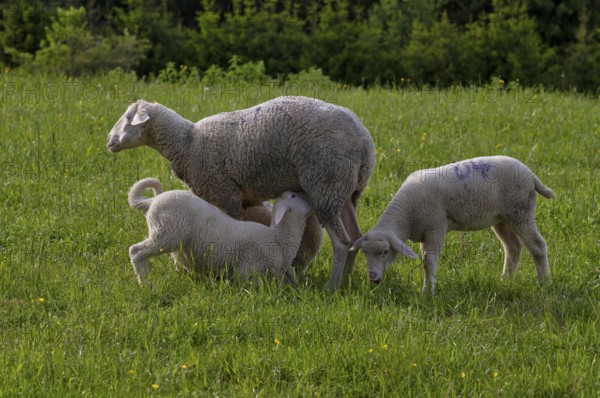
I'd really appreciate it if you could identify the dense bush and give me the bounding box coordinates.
[1,0,599,91]
[4,6,149,75]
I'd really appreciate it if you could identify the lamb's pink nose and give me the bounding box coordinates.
[369,271,381,283]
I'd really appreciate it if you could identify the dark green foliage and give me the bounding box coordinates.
[112,0,194,76]
[0,0,50,66]
[32,7,150,76]
[562,11,600,91]
[1,0,599,90]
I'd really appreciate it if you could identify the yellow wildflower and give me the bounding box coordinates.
[180,364,188,370]
[368,348,374,353]
[493,371,499,379]
[382,344,389,350]
[411,363,417,368]
[151,384,159,390]
[36,297,45,303]
[460,371,466,379]
[128,369,135,375]
[274,338,281,347]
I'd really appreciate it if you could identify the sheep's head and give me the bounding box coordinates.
[106,101,152,152]
[272,192,313,226]
[350,231,418,283]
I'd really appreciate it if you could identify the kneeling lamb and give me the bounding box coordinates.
[128,178,313,286]
[351,156,554,293]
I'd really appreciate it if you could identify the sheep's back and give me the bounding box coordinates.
[405,156,540,230]
[214,96,375,199]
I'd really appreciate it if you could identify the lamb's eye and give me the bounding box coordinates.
[382,250,389,255]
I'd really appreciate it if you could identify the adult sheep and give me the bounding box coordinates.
[107,96,376,289]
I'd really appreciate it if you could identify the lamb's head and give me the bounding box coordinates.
[272,192,313,226]
[107,100,153,152]
[350,231,418,283]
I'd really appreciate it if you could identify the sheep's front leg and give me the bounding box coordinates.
[420,237,444,294]
[282,265,299,290]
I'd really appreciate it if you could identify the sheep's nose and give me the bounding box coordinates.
[369,271,381,283]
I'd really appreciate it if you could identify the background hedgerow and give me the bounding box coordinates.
[1,1,600,91]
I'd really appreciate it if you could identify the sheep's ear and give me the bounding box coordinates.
[389,237,419,259]
[273,202,290,226]
[349,236,364,252]
[131,108,150,125]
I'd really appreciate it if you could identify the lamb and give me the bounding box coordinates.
[107,96,376,289]
[351,156,554,293]
[238,200,323,280]
[127,178,314,286]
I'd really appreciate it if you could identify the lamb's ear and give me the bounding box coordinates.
[131,108,150,125]
[273,201,290,226]
[389,236,419,259]
[349,236,365,251]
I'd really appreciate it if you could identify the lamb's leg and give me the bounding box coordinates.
[506,220,550,282]
[129,239,163,284]
[492,222,522,277]
[420,236,444,294]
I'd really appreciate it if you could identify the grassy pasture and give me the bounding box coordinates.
[0,74,598,396]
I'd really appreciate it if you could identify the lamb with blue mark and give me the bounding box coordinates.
[351,156,553,293]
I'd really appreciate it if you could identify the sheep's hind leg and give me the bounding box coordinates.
[506,220,550,282]
[129,239,162,284]
[340,198,362,281]
[492,222,522,277]
[324,218,352,290]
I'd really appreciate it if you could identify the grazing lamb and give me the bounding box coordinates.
[351,156,553,293]
[127,178,313,286]
[107,96,375,289]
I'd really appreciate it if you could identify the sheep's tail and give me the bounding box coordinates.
[534,177,554,199]
[128,178,163,213]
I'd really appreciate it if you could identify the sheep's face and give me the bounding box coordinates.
[351,232,418,283]
[273,192,313,225]
[106,102,150,152]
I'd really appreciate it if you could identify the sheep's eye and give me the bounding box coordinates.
[382,250,389,255]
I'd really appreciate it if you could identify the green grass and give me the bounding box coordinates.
[0,74,598,396]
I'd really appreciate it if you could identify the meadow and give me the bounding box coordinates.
[0,73,598,396]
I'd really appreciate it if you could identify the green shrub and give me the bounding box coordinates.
[460,1,556,85]
[157,56,270,85]
[33,7,150,76]
[562,12,600,92]
[402,13,461,86]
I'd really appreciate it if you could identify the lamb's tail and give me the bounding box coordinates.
[128,178,163,213]
[534,177,554,199]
